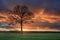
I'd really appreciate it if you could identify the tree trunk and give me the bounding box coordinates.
[21,18,23,33]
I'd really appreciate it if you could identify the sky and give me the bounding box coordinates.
[0,0,60,31]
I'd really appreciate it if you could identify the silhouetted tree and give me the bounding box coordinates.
[13,5,34,33]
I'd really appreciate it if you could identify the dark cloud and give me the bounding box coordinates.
[0,0,60,12]
[39,22,60,29]
[0,22,12,28]
[44,8,60,16]
[45,0,60,9]
[26,21,60,30]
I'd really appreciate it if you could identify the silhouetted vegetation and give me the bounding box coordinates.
[13,5,34,33]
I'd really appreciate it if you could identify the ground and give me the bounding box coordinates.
[0,33,60,40]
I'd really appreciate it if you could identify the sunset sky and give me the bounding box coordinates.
[0,0,60,31]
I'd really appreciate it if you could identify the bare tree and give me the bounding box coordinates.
[13,5,34,33]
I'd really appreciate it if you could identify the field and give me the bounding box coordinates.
[0,33,60,40]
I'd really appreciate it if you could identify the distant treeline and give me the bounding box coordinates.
[0,31,60,33]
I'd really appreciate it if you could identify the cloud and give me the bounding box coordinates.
[24,9,60,30]
[0,0,60,13]
[0,0,60,31]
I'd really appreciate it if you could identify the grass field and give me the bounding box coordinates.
[0,33,60,40]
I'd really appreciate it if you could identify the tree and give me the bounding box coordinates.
[13,5,34,33]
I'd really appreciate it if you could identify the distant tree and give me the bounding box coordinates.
[13,5,34,33]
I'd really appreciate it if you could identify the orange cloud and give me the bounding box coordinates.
[0,8,60,31]
[33,9,60,23]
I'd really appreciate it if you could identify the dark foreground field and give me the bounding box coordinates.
[0,33,60,40]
